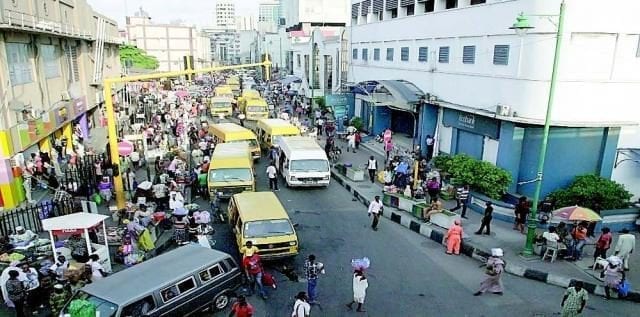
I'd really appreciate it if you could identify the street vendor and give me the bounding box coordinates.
[65,234,89,262]
[9,226,37,248]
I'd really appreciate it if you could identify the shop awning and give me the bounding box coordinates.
[351,80,425,112]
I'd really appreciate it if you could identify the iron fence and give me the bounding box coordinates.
[0,198,76,237]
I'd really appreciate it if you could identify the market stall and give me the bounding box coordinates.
[41,213,112,272]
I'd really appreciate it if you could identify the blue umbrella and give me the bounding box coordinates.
[173,207,188,216]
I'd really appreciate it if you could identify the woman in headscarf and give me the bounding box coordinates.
[474,248,505,296]
[445,219,464,255]
[602,256,625,299]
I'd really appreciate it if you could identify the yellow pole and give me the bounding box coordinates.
[103,81,125,208]
[413,160,419,190]
[185,56,192,81]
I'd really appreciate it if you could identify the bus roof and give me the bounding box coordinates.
[242,90,260,99]
[257,119,301,135]
[215,86,233,92]
[246,98,268,106]
[276,136,327,161]
[209,123,257,142]
[232,192,289,222]
[81,246,232,305]
[210,142,252,169]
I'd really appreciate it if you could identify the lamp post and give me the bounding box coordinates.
[511,1,566,256]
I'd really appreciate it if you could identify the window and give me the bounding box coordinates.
[373,48,380,61]
[424,0,435,12]
[122,295,156,317]
[199,264,225,282]
[362,48,368,61]
[400,47,409,61]
[462,45,475,64]
[445,0,458,9]
[386,48,394,61]
[470,0,486,4]
[406,4,415,16]
[64,42,80,82]
[438,46,449,63]
[296,54,301,67]
[418,47,428,62]
[390,8,398,18]
[352,48,358,60]
[41,45,60,78]
[6,43,33,85]
[177,277,196,294]
[493,45,510,65]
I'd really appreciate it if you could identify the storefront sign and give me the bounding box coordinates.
[443,108,500,139]
[73,96,87,115]
[53,103,71,126]
[326,93,355,119]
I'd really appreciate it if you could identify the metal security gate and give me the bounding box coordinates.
[0,199,76,236]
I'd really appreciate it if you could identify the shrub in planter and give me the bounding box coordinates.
[547,174,632,210]
[350,116,364,131]
[432,154,511,200]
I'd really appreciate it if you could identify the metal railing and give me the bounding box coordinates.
[0,199,76,237]
[1,9,92,39]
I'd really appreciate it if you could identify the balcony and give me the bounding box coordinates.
[0,9,91,40]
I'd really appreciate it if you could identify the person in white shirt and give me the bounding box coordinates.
[367,196,383,231]
[366,156,378,183]
[266,163,279,191]
[88,254,107,282]
[346,269,369,312]
[291,292,311,317]
[169,191,185,211]
[614,228,636,271]
[541,226,563,256]
[347,133,356,153]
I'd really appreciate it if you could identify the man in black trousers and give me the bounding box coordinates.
[475,201,493,235]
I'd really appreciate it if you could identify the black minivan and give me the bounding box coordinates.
[60,245,243,316]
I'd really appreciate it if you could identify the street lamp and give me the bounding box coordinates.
[511,1,566,256]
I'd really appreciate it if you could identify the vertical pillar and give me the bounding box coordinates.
[62,123,73,153]
[39,137,51,155]
[0,130,20,208]
[79,113,89,139]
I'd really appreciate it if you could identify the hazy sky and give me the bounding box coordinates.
[87,0,260,28]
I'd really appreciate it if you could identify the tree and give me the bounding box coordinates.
[119,45,159,70]
[547,175,632,210]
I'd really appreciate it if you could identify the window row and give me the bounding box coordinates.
[5,42,82,86]
[352,44,510,65]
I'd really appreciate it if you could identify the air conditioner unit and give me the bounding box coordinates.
[61,91,71,101]
[496,104,511,116]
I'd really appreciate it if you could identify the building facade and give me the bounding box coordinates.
[281,0,349,28]
[0,0,122,208]
[203,27,240,65]
[349,0,640,198]
[214,0,236,30]
[126,8,211,71]
[258,1,281,33]
[236,15,257,31]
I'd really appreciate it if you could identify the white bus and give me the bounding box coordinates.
[275,136,330,188]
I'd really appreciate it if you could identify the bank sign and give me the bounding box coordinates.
[326,93,355,118]
[442,109,500,139]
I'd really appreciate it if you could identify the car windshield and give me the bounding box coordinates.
[213,102,230,108]
[290,159,329,172]
[209,168,253,182]
[244,219,294,238]
[247,106,266,112]
[63,291,118,317]
[228,139,258,147]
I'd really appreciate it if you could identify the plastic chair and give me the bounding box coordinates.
[542,240,562,263]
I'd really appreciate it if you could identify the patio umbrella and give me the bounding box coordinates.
[175,90,189,98]
[552,205,602,222]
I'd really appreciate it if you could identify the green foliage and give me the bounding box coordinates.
[433,154,512,200]
[547,174,632,210]
[119,45,159,70]
[314,96,326,109]
[350,116,364,131]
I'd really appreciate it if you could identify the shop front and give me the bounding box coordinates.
[440,108,501,161]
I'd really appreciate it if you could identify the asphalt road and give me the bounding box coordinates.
[202,150,638,317]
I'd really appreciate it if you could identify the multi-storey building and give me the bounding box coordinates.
[349,0,640,198]
[258,1,281,33]
[0,0,122,207]
[215,0,236,30]
[236,15,257,31]
[126,8,211,72]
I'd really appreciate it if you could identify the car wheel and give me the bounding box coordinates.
[213,292,230,311]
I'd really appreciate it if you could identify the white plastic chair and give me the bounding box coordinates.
[542,240,564,263]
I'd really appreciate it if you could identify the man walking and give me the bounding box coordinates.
[614,228,635,271]
[303,254,324,304]
[425,135,435,161]
[450,184,470,218]
[243,253,268,300]
[368,196,383,231]
[560,281,588,317]
[475,202,493,235]
[292,292,311,317]
[266,162,279,191]
[346,269,368,312]
[366,156,378,183]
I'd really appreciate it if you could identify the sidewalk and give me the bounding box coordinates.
[330,136,640,302]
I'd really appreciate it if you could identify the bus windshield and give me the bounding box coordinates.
[247,106,266,112]
[209,168,253,182]
[244,219,294,238]
[290,159,329,172]
[227,139,258,147]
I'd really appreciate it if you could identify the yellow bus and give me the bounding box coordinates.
[208,143,255,199]
[255,118,301,150]
[208,123,261,160]
[214,86,234,99]
[226,77,241,97]
[209,96,234,116]
[243,98,269,121]
[228,192,299,260]
[237,89,261,115]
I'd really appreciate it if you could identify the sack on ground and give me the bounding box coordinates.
[617,280,630,297]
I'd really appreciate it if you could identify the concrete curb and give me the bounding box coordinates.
[331,170,640,303]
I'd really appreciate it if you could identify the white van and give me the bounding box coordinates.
[275,136,330,187]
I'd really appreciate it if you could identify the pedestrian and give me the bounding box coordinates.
[425,135,435,161]
[513,196,529,233]
[228,294,253,317]
[266,162,279,191]
[426,177,441,203]
[602,256,624,299]
[560,281,588,317]
[450,184,470,218]
[568,222,588,261]
[5,270,26,317]
[367,195,383,231]
[127,168,136,193]
[366,156,378,183]
[303,254,324,304]
[593,227,612,262]
[347,133,356,153]
[243,253,267,299]
[474,248,505,296]
[88,254,108,282]
[614,228,635,271]
[354,131,361,150]
[475,202,493,235]
[346,269,368,312]
[315,117,324,138]
[19,263,40,312]
[291,292,311,317]
[445,219,464,255]
[49,284,70,317]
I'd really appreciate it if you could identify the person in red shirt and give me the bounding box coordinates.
[594,227,613,261]
[242,254,268,299]
[228,295,253,317]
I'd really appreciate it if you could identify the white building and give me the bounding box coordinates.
[126,8,211,71]
[236,15,257,31]
[258,1,281,33]
[281,0,350,29]
[203,27,240,65]
[348,0,640,199]
[215,0,236,30]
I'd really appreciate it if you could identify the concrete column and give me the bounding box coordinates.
[79,113,89,139]
[495,122,524,193]
[597,127,620,179]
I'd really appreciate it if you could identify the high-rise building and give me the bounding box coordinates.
[258,1,281,33]
[280,0,348,29]
[215,0,236,30]
[236,15,257,31]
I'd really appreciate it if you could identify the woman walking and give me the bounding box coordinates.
[474,248,505,296]
[602,256,625,299]
[346,269,368,312]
